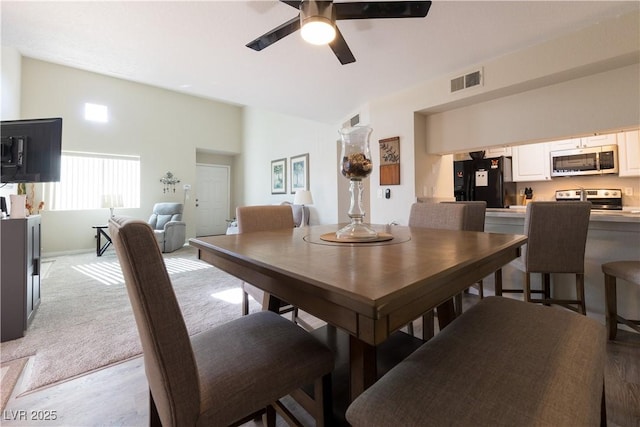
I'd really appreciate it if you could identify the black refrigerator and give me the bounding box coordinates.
[453,156,517,208]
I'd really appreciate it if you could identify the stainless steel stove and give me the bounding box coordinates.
[555,188,622,210]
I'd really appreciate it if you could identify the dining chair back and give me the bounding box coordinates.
[109,216,334,426]
[409,202,464,334]
[410,201,487,231]
[236,205,294,233]
[110,217,198,426]
[450,200,487,233]
[408,202,466,229]
[496,201,591,314]
[443,201,487,306]
[235,205,312,330]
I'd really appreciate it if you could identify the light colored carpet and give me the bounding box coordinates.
[0,245,258,394]
[1,357,28,411]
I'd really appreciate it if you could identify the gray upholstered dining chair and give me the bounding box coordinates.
[236,205,312,330]
[496,201,591,314]
[148,202,186,253]
[407,202,481,339]
[443,201,487,313]
[408,202,468,229]
[109,216,334,427]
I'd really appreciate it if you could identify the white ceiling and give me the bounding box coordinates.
[2,1,639,124]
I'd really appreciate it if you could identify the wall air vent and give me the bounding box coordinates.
[450,68,483,93]
[450,76,465,92]
[343,113,360,129]
[465,70,481,88]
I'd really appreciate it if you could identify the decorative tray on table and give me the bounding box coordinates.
[319,232,394,243]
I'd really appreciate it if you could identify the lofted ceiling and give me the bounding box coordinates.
[2,1,639,124]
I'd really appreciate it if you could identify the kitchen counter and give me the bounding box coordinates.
[487,207,640,224]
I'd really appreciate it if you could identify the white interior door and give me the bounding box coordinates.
[196,164,230,236]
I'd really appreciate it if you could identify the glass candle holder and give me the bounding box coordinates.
[336,126,378,240]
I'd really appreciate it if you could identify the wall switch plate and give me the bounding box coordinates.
[625,187,633,196]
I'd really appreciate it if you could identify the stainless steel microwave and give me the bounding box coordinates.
[550,144,618,177]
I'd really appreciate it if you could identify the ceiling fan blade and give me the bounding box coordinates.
[335,1,431,20]
[279,0,302,9]
[246,15,301,51]
[329,27,356,65]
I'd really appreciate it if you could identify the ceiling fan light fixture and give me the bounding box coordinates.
[300,1,336,45]
[301,19,336,45]
[247,0,432,65]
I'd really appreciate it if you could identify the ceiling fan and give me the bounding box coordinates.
[246,1,432,65]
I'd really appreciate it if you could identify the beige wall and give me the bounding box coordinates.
[1,46,21,120]
[0,47,22,211]
[241,107,339,225]
[19,58,243,254]
[425,64,639,154]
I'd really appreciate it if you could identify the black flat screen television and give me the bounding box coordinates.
[1,117,63,183]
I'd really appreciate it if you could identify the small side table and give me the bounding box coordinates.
[92,225,112,257]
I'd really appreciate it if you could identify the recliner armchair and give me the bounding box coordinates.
[148,202,186,253]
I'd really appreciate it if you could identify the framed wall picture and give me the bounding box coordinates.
[290,153,309,193]
[271,158,287,194]
[379,136,400,185]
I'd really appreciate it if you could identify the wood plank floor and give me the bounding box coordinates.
[605,329,640,427]
[3,301,639,426]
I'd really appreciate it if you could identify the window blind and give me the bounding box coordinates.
[44,152,140,211]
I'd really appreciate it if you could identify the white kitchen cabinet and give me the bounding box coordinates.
[548,133,617,151]
[617,130,640,177]
[548,137,582,151]
[512,142,551,182]
[583,133,617,147]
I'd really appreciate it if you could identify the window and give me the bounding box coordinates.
[84,103,109,123]
[44,152,140,211]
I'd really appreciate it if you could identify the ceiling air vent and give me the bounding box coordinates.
[450,68,483,93]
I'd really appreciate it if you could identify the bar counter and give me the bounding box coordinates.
[487,207,640,224]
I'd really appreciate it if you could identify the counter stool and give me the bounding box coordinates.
[603,260,640,340]
[496,201,591,314]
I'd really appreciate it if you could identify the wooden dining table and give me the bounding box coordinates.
[189,224,526,403]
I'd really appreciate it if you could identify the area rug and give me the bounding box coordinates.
[0,246,257,394]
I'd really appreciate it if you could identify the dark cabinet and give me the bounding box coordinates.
[1,215,41,342]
